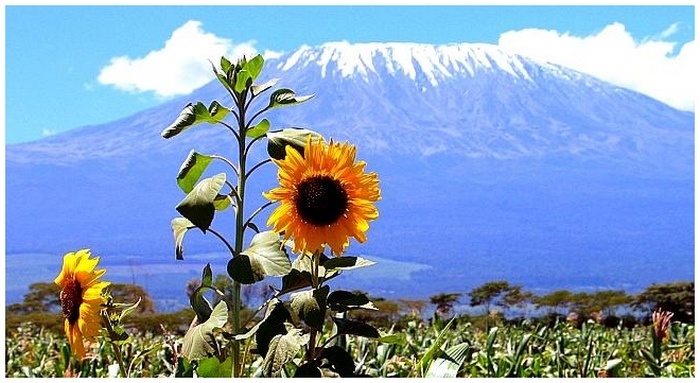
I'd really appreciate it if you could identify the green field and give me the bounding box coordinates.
[5,315,694,378]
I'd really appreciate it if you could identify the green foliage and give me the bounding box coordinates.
[632,281,694,323]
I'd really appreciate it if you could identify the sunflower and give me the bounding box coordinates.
[264,136,381,256]
[54,249,110,359]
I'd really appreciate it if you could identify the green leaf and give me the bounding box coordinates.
[294,362,322,377]
[267,88,314,110]
[196,356,232,377]
[425,342,471,378]
[227,231,291,285]
[378,333,408,346]
[190,264,216,323]
[327,290,377,312]
[277,269,313,296]
[181,301,228,360]
[171,218,195,260]
[213,194,231,211]
[234,70,252,94]
[220,56,232,73]
[255,299,292,357]
[418,317,456,376]
[262,329,309,377]
[161,102,228,139]
[118,297,142,322]
[332,317,380,338]
[323,256,376,272]
[246,54,264,82]
[176,173,226,232]
[266,128,323,160]
[252,78,278,96]
[177,150,214,194]
[319,346,355,377]
[247,118,270,139]
[290,285,329,330]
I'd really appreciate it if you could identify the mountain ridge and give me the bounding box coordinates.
[5,41,694,308]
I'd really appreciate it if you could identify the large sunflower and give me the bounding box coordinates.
[54,249,110,359]
[265,137,381,256]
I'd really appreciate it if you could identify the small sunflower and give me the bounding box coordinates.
[54,249,110,359]
[264,137,381,256]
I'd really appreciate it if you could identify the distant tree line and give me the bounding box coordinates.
[5,279,693,334]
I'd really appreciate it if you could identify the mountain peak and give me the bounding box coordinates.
[276,41,535,85]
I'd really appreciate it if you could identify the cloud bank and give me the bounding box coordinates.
[498,22,694,111]
[99,20,694,112]
[97,21,271,98]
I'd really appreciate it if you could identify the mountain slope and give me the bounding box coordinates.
[5,42,694,308]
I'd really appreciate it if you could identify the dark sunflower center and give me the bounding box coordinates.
[60,278,82,324]
[295,176,348,226]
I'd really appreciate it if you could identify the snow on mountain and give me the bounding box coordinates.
[5,42,694,308]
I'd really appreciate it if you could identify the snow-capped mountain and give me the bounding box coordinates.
[5,42,694,309]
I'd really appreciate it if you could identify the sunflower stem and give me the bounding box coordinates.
[100,312,128,377]
[230,86,250,378]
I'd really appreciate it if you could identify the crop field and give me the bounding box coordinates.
[5,317,694,378]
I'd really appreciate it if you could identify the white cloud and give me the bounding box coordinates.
[498,22,695,111]
[97,20,281,98]
[41,128,56,137]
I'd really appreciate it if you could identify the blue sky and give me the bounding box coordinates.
[3,4,695,144]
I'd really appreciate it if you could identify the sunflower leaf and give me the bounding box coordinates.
[254,299,292,357]
[177,150,214,194]
[266,128,323,160]
[228,231,291,285]
[161,102,228,139]
[262,329,309,377]
[181,300,228,360]
[176,173,226,232]
[327,290,378,312]
[252,78,278,96]
[190,264,219,323]
[332,317,380,338]
[171,217,196,260]
[267,88,314,110]
[323,256,376,271]
[290,285,329,330]
[247,118,270,139]
[196,356,232,378]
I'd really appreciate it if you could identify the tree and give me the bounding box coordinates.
[498,285,534,318]
[632,281,694,323]
[469,280,511,330]
[399,299,428,319]
[429,293,461,320]
[534,290,574,316]
[10,282,61,313]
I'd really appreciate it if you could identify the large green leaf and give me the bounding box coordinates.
[332,317,379,338]
[267,88,313,110]
[254,299,292,358]
[161,101,229,139]
[252,78,278,96]
[176,173,226,232]
[177,150,214,194]
[171,217,195,260]
[319,346,355,377]
[246,118,270,139]
[418,317,456,376]
[181,301,228,360]
[246,54,264,82]
[327,290,377,312]
[262,329,308,377]
[425,342,471,378]
[196,356,232,377]
[323,256,376,272]
[290,286,329,330]
[189,264,219,323]
[227,231,291,285]
[266,128,322,160]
